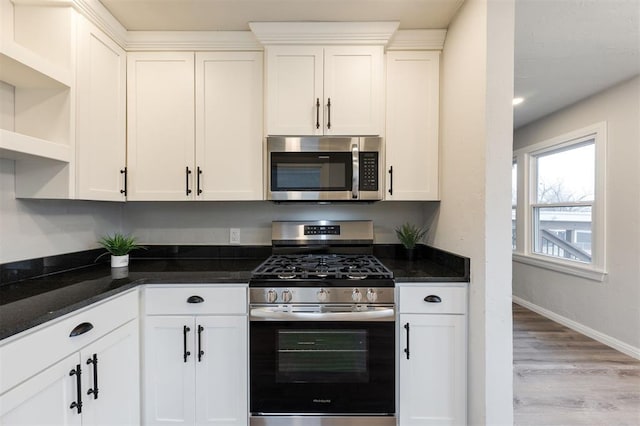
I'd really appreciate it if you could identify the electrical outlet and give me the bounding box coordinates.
[230,228,241,245]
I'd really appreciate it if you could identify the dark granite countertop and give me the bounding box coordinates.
[0,244,469,341]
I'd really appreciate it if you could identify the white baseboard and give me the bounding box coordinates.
[512,296,640,360]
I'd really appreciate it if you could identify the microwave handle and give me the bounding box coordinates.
[352,142,359,199]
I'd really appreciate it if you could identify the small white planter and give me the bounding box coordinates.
[111,254,129,268]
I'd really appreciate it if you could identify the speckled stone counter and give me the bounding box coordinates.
[0,244,469,341]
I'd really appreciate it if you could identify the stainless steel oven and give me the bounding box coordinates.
[266,137,383,202]
[249,221,396,426]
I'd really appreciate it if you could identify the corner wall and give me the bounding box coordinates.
[435,0,515,423]
[513,76,640,356]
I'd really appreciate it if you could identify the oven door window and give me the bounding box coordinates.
[271,152,352,191]
[277,329,368,383]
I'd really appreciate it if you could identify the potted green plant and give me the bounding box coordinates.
[97,233,146,268]
[395,222,428,260]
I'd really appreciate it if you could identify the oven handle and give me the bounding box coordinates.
[249,307,395,321]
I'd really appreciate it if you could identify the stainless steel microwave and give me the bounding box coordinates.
[266,136,383,202]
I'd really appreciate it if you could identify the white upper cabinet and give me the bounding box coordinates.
[127,51,264,201]
[76,17,126,201]
[195,52,263,200]
[265,45,383,136]
[126,52,196,201]
[385,51,440,200]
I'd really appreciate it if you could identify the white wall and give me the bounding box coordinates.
[123,201,436,245]
[0,159,124,263]
[435,0,514,424]
[513,76,640,356]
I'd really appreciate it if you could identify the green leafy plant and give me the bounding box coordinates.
[395,223,428,250]
[97,233,146,257]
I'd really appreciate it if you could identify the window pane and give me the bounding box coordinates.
[536,141,595,203]
[533,206,592,263]
[512,161,517,250]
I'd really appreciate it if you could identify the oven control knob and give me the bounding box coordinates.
[366,288,378,303]
[316,288,328,302]
[281,289,293,303]
[266,289,278,304]
[352,288,363,303]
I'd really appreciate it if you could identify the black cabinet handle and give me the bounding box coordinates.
[326,98,331,130]
[186,167,192,196]
[388,166,393,195]
[197,325,204,362]
[424,295,442,303]
[183,325,191,362]
[403,322,410,360]
[187,295,204,304]
[316,98,320,129]
[197,167,203,195]
[69,364,83,414]
[69,322,93,337]
[120,167,127,196]
[86,354,99,400]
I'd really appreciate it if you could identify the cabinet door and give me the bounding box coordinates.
[398,314,466,426]
[0,353,81,426]
[81,320,140,426]
[385,51,440,200]
[144,316,196,425]
[195,52,263,200]
[127,52,195,200]
[265,46,323,136]
[75,17,126,201]
[323,46,383,136]
[194,316,247,426]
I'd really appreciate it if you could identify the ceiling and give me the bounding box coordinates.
[99,0,640,129]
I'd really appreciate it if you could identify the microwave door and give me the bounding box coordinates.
[270,152,353,200]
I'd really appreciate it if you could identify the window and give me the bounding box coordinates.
[532,140,594,262]
[512,122,606,280]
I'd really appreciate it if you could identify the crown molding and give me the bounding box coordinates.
[387,29,447,50]
[125,31,263,51]
[250,21,400,46]
[72,0,127,47]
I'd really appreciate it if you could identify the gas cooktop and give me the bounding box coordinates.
[251,254,394,281]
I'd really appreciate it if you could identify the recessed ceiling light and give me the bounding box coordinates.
[513,97,524,106]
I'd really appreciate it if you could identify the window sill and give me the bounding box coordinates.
[512,253,607,282]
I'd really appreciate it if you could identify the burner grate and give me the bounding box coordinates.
[252,254,394,281]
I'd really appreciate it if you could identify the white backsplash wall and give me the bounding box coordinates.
[0,159,125,263]
[123,201,437,246]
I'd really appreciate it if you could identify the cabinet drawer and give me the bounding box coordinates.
[399,285,467,314]
[0,289,138,394]
[144,285,247,315]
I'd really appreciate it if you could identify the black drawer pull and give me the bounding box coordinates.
[424,295,442,303]
[187,295,204,304]
[69,322,94,337]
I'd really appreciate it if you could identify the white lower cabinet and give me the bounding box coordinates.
[143,286,248,426]
[398,284,467,426]
[0,319,140,426]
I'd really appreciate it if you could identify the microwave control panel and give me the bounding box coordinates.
[359,152,379,191]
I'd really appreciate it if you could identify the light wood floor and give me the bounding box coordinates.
[513,303,640,426]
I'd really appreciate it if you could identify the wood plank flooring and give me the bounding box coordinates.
[513,303,640,426]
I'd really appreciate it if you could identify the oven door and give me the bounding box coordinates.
[250,320,395,415]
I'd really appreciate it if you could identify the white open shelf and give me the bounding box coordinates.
[0,42,72,89]
[0,128,71,162]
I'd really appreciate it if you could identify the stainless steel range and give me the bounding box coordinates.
[249,221,396,426]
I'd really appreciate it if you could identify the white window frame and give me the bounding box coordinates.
[512,122,607,281]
